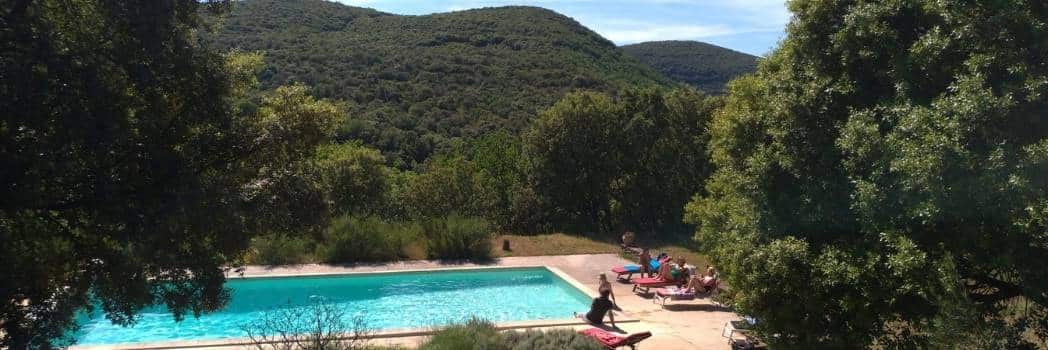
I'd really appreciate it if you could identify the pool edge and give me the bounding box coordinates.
[71,317,640,350]
[226,264,548,280]
[69,265,633,350]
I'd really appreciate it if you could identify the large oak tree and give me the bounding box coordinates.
[688,0,1047,348]
[0,1,340,347]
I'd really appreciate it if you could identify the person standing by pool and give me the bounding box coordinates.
[576,289,616,327]
[598,273,618,307]
[638,248,652,278]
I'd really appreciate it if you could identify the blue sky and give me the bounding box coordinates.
[333,0,790,56]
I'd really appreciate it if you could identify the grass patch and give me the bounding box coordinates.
[247,222,709,269]
[492,233,620,257]
[492,232,708,267]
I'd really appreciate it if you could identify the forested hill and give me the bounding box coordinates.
[621,40,758,94]
[208,0,669,167]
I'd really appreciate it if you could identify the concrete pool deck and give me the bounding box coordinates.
[74,254,741,349]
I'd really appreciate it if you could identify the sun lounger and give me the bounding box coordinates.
[653,287,697,306]
[653,279,720,306]
[579,328,652,349]
[631,276,678,294]
[612,256,670,281]
[611,264,642,280]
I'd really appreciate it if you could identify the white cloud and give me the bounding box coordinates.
[334,0,373,5]
[600,24,736,43]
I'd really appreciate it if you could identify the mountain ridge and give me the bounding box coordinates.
[621,40,758,94]
[210,0,670,166]
[208,0,756,166]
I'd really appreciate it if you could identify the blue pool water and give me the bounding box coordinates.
[72,267,591,346]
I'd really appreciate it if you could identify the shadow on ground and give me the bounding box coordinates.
[660,303,731,312]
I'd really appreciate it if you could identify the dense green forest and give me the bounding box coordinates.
[3,0,1046,348]
[207,0,672,167]
[621,40,758,94]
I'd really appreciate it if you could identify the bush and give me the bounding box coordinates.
[241,299,371,350]
[418,319,506,350]
[422,216,493,261]
[504,329,604,350]
[318,216,419,263]
[248,234,314,265]
[417,320,603,350]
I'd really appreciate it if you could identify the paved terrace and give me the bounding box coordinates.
[82,254,740,349]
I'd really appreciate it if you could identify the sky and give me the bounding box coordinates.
[332,0,790,56]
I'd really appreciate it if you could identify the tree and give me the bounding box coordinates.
[0,1,341,347]
[687,0,1047,347]
[468,131,525,231]
[523,92,623,233]
[614,88,717,234]
[315,142,390,216]
[522,88,715,235]
[404,154,490,219]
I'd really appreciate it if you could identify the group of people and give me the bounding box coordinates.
[638,248,718,291]
[578,248,720,327]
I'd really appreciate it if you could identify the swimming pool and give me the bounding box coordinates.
[71,267,592,346]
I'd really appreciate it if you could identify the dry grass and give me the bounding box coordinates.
[490,233,710,268]
[492,233,621,257]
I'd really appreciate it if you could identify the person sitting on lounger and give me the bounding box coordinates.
[576,288,616,327]
[676,257,690,281]
[656,259,674,281]
[700,265,718,292]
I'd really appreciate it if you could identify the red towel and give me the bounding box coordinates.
[580,328,624,346]
[579,328,653,348]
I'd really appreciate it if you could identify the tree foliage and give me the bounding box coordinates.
[524,87,717,235]
[687,0,1048,347]
[0,0,342,347]
[315,142,390,216]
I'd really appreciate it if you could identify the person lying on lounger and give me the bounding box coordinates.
[682,274,702,293]
[575,289,616,327]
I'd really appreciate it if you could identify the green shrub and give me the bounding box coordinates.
[248,234,314,265]
[318,215,419,263]
[418,318,506,350]
[422,216,493,261]
[504,329,604,350]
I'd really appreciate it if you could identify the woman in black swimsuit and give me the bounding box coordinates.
[577,289,616,327]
